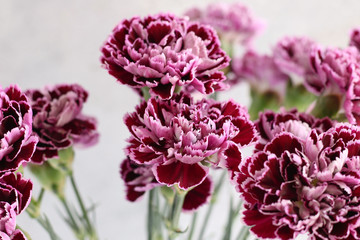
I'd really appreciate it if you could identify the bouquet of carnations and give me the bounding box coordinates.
[3,2,360,240]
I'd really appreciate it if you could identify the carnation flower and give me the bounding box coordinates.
[312,46,360,123]
[273,36,327,95]
[350,27,360,51]
[100,13,229,99]
[315,46,360,92]
[120,157,160,202]
[234,111,360,239]
[0,85,38,174]
[255,108,335,151]
[344,69,360,125]
[25,84,99,164]
[0,202,16,238]
[232,50,289,95]
[182,176,212,211]
[0,172,32,240]
[120,157,213,211]
[124,93,257,190]
[273,36,317,77]
[0,229,27,240]
[185,2,264,45]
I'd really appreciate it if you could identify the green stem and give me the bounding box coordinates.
[168,189,186,240]
[187,212,197,240]
[25,189,61,240]
[223,199,243,240]
[148,189,155,240]
[222,198,234,240]
[198,200,214,240]
[198,171,226,240]
[38,188,45,203]
[70,174,97,239]
[236,225,250,240]
[36,215,62,240]
[154,188,163,240]
[60,197,81,234]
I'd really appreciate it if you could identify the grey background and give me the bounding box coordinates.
[1,0,360,239]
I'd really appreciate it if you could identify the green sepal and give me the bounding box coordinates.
[311,94,341,118]
[249,88,281,120]
[48,147,74,174]
[220,36,234,59]
[334,113,348,122]
[26,198,41,219]
[29,162,67,198]
[284,81,317,111]
[141,87,151,101]
[15,165,24,175]
[29,148,74,198]
[160,186,175,204]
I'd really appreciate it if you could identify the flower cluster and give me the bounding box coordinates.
[184,2,264,46]
[101,13,230,99]
[0,85,37,240]
[278,35,360,115]
[234,109,360,239]
[124,93,257,190]
[234,33,360,125]
[25,84,99,164]
[102,7,360,240]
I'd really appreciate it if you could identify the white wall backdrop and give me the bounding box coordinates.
[1,0,360,239]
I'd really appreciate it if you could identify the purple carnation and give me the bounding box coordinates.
[0,229,27,240]
[0,172,32,240]
[124,93,257,190]
[273,36,328,95]
[182,176,213,212]
[184,2,265,45]
[234,112,360,239]
[273,36,317,77]
[0,85,38,174]
[0,202,16,238]
[120,157,213,211]
[120,157,160,202]
[232,50,289,94]
[25,84,99,164]
[350,27,360,52]
[100,13,230,99]
[255,108,335,151]
[315,46,360,92]
[313,46,360,124]
[344,68,360,125]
